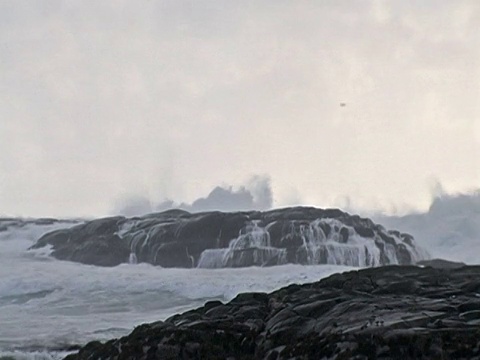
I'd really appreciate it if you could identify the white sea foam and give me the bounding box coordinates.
[0,221,353,358]
[0,350,72,360]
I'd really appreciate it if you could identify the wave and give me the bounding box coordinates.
[0,289,58,306]
[0,350,73,360]
[0,223,353,355]
[374,192,480,264]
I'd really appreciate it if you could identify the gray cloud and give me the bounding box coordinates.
[0,1,479,217]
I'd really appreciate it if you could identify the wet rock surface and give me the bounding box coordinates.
[30,207,428,268]
[65,265,480,359]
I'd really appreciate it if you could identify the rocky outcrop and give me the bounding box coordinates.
[30,207,429,268]
[65,265,480,360]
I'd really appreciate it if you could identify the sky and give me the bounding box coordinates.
[1,0,479,217]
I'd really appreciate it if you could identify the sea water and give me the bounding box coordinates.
[0,221,353,359]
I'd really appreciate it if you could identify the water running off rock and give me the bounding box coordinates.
[30,207,429,268]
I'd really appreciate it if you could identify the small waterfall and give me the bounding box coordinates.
[298,219,328,264]
[128,252,137,264]
[197,218,417,268]
[382,242,399,264]
[197,221,286,268]
[186,247,195,268]
[294,219,391,267]
[119,215,425,269]
[197,249,228,268]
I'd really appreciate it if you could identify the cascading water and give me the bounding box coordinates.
[197,218,420,268]
[128,252,137,264]
[296,219,385,267]
[1,217,357,358]
[197,221,286,268]
[42,208,427,269]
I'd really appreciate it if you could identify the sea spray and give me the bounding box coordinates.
[0,219,353,357]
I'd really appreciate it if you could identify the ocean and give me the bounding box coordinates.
[0,221,353,360]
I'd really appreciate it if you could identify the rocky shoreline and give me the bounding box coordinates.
[30,207,428,268]
[65,264,480,359]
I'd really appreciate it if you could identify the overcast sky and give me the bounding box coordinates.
[1,1,479,217]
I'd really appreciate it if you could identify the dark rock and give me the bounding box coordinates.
[31,207,429,268]
[65,265,480,360]
[339,227,349,243]
[29,217,129,267]
[353,226,375,238]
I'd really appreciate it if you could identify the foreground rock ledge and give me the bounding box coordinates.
[65,265,480,360]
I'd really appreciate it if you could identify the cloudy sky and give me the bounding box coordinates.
[1,0,479,217]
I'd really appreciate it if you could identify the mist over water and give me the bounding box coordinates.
[114,175,274,217]
[1,2,479,359]
[116,178,480,265]
[1,189,479,359]
[374,191,480,264]
[0,221,352,359]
